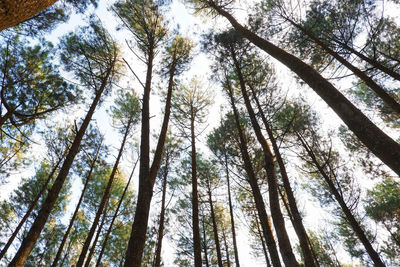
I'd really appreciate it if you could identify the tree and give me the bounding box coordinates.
[8,18,119,266]
[172,77,213,267]
[185,0,400,176]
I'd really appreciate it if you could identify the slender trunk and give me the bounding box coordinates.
[125,50,177,267]
[297,133,386,267]
[226,81,282,267]
[207,183,223,267]
[254,212,271,267]
[286,18,400,115]
[153,156,169,267]
[95,159,138,267]
[222,227,231,267]
[231,47,299,267]
[0,0,58,31]
[224,152,240,267]
[191,110,202,267]
[202,217,210,267]
[248,83,317,266]
[77,115,133,267]
[208,2,400,176]
[59,237,73,267]
[331,37,400,82]
[51,144,102,267]
[84,206,109,267]
[0,158,61,261]
[8,64,114,267]
[0,109,13,129]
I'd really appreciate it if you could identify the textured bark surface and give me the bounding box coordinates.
[0,0,57,30]
[209,2,400,176]
[207,185,223,267]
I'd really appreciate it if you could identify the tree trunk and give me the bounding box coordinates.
[84,205,109,267]
[95,159,138,267]
[248,83,317,266]
[226,81,282,267]
[0,0,57,31]
[222,227,231,267]
[51,143,101,267]
[124,49,177,267]
[0,158,61,261]
[286,17,400,115]
[191,109,203,267]
[208,2,400,176]
[297,133,386,267]
[223,152,240,267]
[8,64,114,267]
[77,115,133,267]
[202,218,210,267]
[254,211,271,267]
[231,47,299,267]
[153,156,169,267]
[207,182,223,267]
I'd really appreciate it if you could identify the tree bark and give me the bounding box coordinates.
[222,226,231,267]
[153,156,169,267]
[223,152,240,267]
[95,159,138,267]
[230,47,299,267]
[202,217,210,267]
[297,132,386,267]
[0,158,61,261]
[207,182,223,267]
[51,144,101,267]
[226,81,282,267]
[8,64,114,267]
[0,0,57,31]
[248,83,317,266]
[191,109,203,267]
[254,211,271,267]
[207,2,400,176]
[77,114,133,267]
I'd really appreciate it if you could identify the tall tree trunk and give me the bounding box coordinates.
[0,158,61,261]
[222,227,231,267]
[230,47,299,267]
[248,83,317,266]
[202,217,210,267]
[153,156,170,267]
[297,132,386,267]
[223,152,240,267]
[286,17,400,115]
[207,2,400,176]
[254,211,271,267]
[225,81,282,267]
[95,159,138,267]
[8,64,114,267]
[191,109,202,267]
[207,182,223,267]
[77,115,133,267]
[51,143,102,267]
[0,0,57,31]
[124,50,177,267]
[84,205,109,267]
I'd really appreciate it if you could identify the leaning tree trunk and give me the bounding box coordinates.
[254,210,272,267]
[231,47,299,267]
[0,158,61,261]
[8,64,114,267]
[286,17,400,115]
[297,133,386,267]
[76,115,133,267]
[207,182,223,267]
[51,143,101,267]
[0,0,57,31]
[226,81,282,267]
[248,83,317,266]
[207,2,400,176]
[223,152,240,267]
[125,50,177,267]
[95,159,138,267]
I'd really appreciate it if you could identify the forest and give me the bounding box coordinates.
[0,0,399,266]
